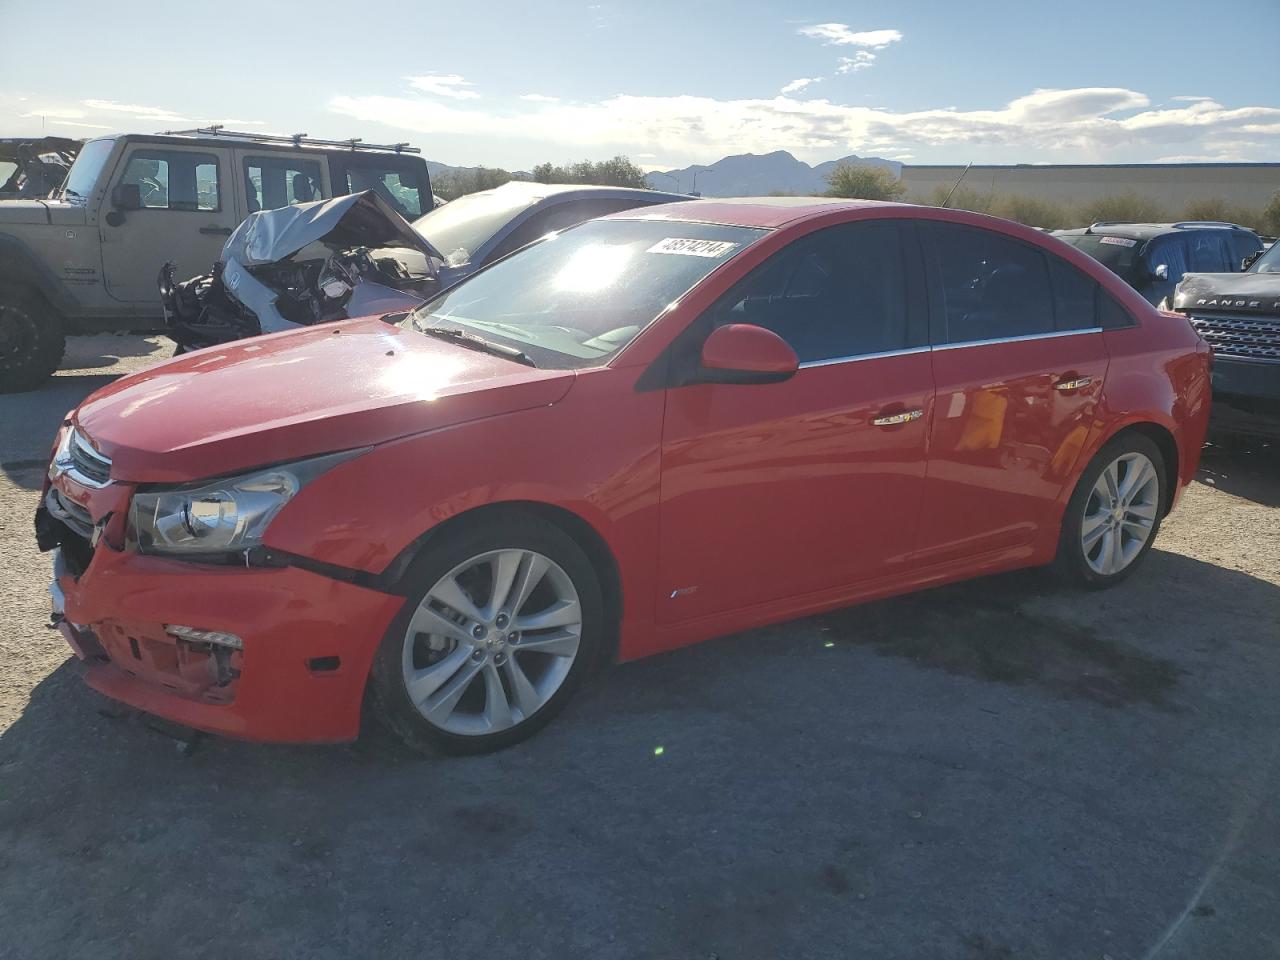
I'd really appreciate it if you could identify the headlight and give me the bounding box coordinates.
[128,449,365,557]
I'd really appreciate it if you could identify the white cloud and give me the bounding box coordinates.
[520,93,559,103]
[328,83,1280,167]
[1170,96,1213,103]
[781,78,820,94]
[406,74,480,100]
[798,24,902,48]
[837,52,877,73]
[81,99,190,124]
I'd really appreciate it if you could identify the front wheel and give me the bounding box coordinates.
[370,514,604,755]
[0,291,65,393]
[1054,433,1167,588]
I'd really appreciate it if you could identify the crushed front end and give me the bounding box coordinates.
[36,424,406,743]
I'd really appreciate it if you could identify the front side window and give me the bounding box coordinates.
[704,221,911,363]
[120,150,220,211]
[244,156,324,212]
[1143,236,1190,283]
[925,222,1055,343]
[406,219,766,368]
[344,165,423,218]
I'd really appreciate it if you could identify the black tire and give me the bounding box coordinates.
[0,290,66,393]
[1053,432,1168,589]
[370,512,605,755]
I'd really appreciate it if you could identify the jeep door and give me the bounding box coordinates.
[99,144,239,311]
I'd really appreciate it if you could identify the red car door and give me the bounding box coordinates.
[914,221,1111,567]
[657,220,935,624]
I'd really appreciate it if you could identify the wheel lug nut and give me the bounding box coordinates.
[495,613,509,629]
[471,624,486,639]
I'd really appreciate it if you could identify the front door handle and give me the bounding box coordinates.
[872,409,924,427]
[1053,375,1094,392]
[199,225,233,236]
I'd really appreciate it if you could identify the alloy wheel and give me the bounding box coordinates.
[400,548,583,736]
[1080,452,1160,576]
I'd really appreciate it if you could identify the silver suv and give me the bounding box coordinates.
[0,127,433,392]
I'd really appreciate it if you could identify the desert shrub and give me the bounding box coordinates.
[1078,192,1166,225]
[1180,197,1262,229]
[989,194,1072,229]
[825,164,907,201]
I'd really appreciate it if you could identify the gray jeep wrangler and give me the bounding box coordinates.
[0,127,433,392]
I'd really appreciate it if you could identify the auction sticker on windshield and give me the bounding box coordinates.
[1099,236,1137,247]
[647,238,741,258]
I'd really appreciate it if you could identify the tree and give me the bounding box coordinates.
[431,166,514,201]
[531,156,650,189]
[1262,191,1280,237]
[824,163,906,201]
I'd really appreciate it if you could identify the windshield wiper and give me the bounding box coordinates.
[415,324,536,367]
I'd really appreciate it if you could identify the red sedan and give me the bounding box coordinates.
[38,199,1212,753]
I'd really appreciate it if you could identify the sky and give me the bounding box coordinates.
[2,0,1278,171]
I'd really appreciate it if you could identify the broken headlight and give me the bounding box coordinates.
[128,449,366,557]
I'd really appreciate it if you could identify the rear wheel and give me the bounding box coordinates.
[371,514,603,755]
[0,290,65,393]
[1054,433,1167,588]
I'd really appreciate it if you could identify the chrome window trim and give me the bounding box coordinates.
[932,326,1102,352]
[799,345,931,369]
[795,327,1102,369]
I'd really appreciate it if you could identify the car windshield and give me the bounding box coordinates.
[404,218,767,368]
[1249,243,1280,274]
[58,137,115,200]
[1058,234,1143,282]
[412,188,541,268]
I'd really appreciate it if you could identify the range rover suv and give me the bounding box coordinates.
[1171,242,1280,438]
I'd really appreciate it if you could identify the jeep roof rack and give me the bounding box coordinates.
[158,126,420,154]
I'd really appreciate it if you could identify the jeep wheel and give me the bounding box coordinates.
[0,292,66,393]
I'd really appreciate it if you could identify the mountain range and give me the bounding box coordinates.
[644,150,902,197]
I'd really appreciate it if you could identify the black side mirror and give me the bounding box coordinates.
[1242,251,1263,271]
[111,182,141,211]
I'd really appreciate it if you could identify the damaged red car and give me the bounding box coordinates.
[38,198,1212,753]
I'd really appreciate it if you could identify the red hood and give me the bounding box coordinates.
[74,317,575,483]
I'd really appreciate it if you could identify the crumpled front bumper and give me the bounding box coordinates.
[50,542,406,743]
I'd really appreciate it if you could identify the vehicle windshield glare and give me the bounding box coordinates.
[413,188,542,267]
[58,137,115,201]
[405,218,767,368]
[1250,243,1280,274]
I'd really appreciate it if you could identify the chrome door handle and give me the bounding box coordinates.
[1054,376,1094,391]
[872,409,924,427]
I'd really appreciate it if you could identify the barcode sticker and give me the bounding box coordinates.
[1099,236,1137,247]
[646,238,740,258]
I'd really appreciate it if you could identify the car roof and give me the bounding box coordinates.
[607,196,908,229]
[1053,222,1255,241]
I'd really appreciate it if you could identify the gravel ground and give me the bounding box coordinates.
[0,336,1277,960]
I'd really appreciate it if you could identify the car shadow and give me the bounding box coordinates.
[1197,436,1280,508]
[1,550,1277,959]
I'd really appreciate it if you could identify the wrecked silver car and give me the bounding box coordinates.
[161,182,690,351]
[160,190,442,351]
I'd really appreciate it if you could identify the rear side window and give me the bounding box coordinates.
[1048,258,1099,331]
[343,165,424,218]
[243,155,324,212]
[924,222,1054,343]
[120,150,220,211]
[706,220,912,363]
[1187,232,1232,273]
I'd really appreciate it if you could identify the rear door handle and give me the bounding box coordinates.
[199,225,233,236]
[872,409,924,427]
[1053,376,1094,392]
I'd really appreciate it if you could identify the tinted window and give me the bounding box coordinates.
[244,155,324,212]
[705,221,910,363]
[1143,236,1189,282]
[1048,258,1099,331]
[926,223,1054,343]
[1057,234,1142,283]
[120,150,219,211]
[1187,231,1232,273]
[1099,292,1135,329]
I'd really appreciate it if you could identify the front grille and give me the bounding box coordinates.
[69,430,112,486]
[1189,313,1280,362]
